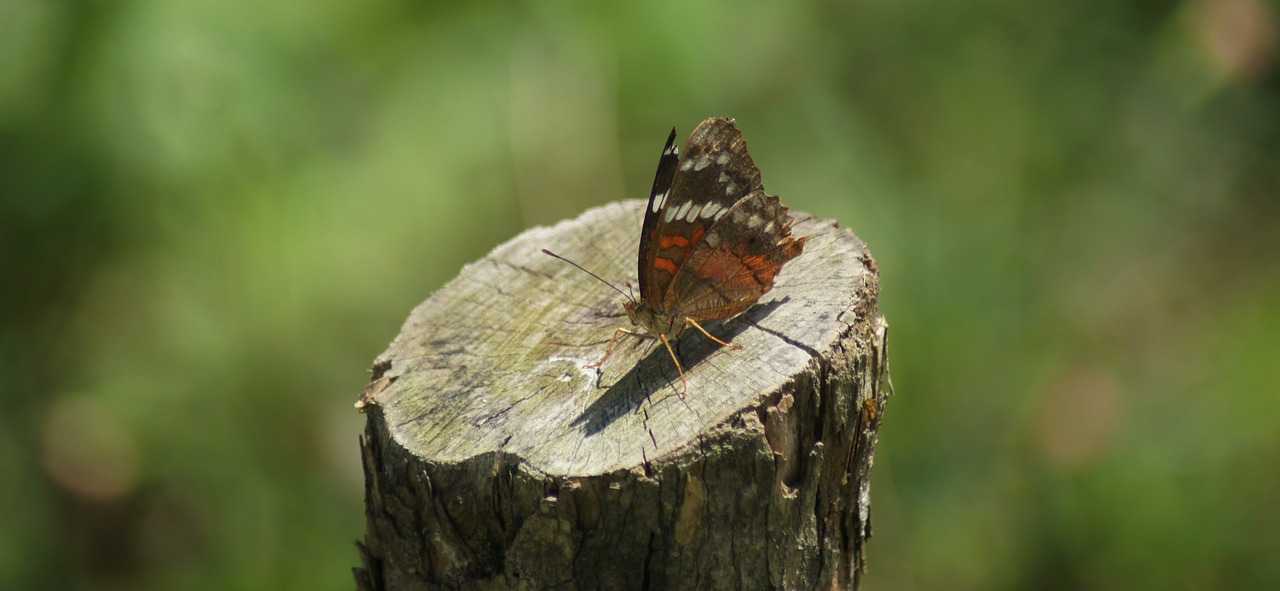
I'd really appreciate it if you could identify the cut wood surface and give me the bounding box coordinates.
[355,200,890,590]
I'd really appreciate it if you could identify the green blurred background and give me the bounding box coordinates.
[3,0,1278,589]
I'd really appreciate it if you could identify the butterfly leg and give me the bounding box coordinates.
[587,327,645,369]
[685,318,744,350]
[657,334,689,398]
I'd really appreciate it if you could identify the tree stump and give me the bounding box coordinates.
[354,200,890,591]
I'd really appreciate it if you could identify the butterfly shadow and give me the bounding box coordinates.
[571,298,788,437]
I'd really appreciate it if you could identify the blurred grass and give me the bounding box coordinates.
[2,0,1277,589]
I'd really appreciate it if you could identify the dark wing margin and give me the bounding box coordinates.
[637,127,680,305]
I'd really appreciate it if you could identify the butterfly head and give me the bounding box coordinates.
[624,300,686,340]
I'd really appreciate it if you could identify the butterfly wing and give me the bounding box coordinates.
[638,118,765,308]
[637,128,680,306]
[666,190,806,321]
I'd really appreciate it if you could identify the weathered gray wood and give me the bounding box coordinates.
[355,200,890,591]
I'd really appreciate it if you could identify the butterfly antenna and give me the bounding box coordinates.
[541,249,634,302]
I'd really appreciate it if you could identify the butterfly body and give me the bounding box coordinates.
[623,300,686,341]
[593,118,807,396]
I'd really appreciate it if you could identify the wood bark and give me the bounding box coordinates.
[354,200,890,591]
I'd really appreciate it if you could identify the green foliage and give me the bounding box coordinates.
[2,0,1277,589]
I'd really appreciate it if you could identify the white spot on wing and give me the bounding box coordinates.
[680,159,694,172]
[684,204,699,222]
[718,172,729,183]
[704,231,721,247]
[747,214,764,229]
[694,154,712,171]
[667,200,693,222]
[651,191,667,212]
[679,201,695,221]
[716,153,730,165]
[725,182,737,196]
[700,202,721,219]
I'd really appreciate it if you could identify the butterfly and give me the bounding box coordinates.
[546,117,807,397]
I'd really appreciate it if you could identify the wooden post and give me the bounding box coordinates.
[354,201,890,591]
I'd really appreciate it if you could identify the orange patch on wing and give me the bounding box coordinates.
[700,259,730,282]
[659,234,691,249]
[654,257,679,275]
[741,254,774,273]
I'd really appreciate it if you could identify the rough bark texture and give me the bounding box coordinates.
[354,200,890,591]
